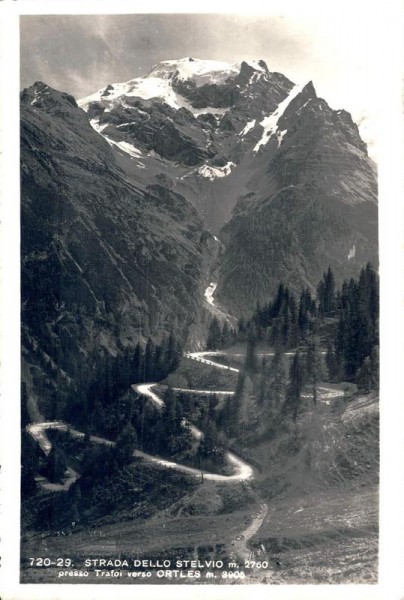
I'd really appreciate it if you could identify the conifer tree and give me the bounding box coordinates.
[257,371,267,406]
[238,317,247,339]
[305,336,325,405]
[115,422,138,464]
[221,321,232,348]
[144,338,155,380]
[317,279,326,316]
[207,317,222,350]
[245,335,258,373]
[324,266,336,313]
[284,351,304,421]
[227,372,245,435]
[356,357,373,393]
[298,291,309,337]
[317,267,336,315]
[45,446,67,484]
[208,394,219,419]
[153,343,164,381]
[167,331,181,372]
[131,342,144,382]
[270,350,287,411]
[325,339,339,381]
[333,265,379,382]
[199,422,225,465]
[273,283,286,318]
[68,484,82,525]
[281,299,290,347]
[357,345,379,392]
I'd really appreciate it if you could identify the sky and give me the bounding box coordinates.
[20,12,385,158]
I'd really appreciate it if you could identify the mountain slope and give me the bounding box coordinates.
[216,82,378,315]
[21,82,209,415]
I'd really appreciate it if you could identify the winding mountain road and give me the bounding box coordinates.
[27,354,256,484]
[133,379,254,481]
[26,352,264,568]
[30,349,336,567]
[28,351,341,485]
[27,416,254,483]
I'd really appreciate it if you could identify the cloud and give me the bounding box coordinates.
[20,14,310,98]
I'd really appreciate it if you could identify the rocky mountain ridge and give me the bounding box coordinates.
[78,57,377,315]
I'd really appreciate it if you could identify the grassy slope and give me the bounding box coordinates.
[245,393,379,583]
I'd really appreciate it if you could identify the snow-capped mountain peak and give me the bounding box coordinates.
[149,57,240,87]
[75,57,376,247]
[78,57,271,114]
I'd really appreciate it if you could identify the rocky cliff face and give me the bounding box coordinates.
[215,81,378,315]
[21,82,210,410]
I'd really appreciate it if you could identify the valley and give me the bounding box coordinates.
[20,56,379,586]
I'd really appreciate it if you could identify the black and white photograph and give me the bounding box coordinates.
[1,1,403,598]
